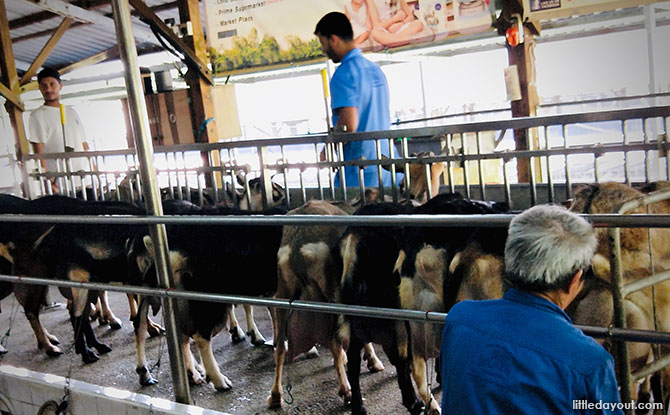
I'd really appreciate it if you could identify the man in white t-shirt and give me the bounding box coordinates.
[29,68,90,193]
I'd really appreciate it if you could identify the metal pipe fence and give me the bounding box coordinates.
[1,198,669,408]
[1,273,670,347]
[19,106,670,210]
[605,186,670,414]
[0,213,669,227]
[9,104,670,408]
[391,92,670,127]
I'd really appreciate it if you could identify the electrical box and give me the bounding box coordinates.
[122,89,195,148]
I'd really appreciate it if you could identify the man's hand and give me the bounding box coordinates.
[49,180,59,194]
[320,146,327,162]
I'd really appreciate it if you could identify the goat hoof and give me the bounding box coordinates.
[47,335,60,345]
[213,375,233,391]
[147,324,165,338]
[352,407,368,415]
[249,332,266,346]
[229,327,246,344]
[45,347,64,357]
[188,370,204,385]
[0,344,7,354]
[93,342,112,354]
[138,368,157,386]
[267,392,282,409]
[364,357,385,373]
[140,377,158,386]
[109,318,122,330]
[408,400,425,415]
[338,388,352,405]
[305,346,319,359]
[82,350,100,364]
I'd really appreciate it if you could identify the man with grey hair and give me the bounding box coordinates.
[440,205,623,414]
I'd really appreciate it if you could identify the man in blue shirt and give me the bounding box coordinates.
[314,12,393,187]
[441,205,623,414]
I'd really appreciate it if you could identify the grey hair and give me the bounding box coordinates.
[504,204,596,291]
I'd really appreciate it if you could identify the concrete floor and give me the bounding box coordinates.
[0,287,441,415]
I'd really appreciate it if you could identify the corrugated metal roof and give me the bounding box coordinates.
[7,0,204,76]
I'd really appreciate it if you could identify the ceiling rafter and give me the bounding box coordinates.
[20,17,73,85]
[17,0,156,43]
[129,0,212,84]
[10,0,179,30]
[19,44,163,93]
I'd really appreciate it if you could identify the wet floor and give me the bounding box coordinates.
[0,288,441,415]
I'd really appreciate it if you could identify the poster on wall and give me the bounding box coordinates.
[204,0,495,73]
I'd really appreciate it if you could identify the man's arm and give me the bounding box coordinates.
[31,142,48,171]
[335,106,359,133]
[320,107,359,161]
[586,358,624,415]
[31,141,59,193]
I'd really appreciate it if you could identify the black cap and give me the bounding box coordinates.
[37,67,61,83]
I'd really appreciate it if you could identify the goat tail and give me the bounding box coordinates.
[340,234,358,286]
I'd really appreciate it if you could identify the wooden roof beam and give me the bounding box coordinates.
[20,45,119,92]
[129,0,212,84]
[10,0,179,30]
[19,17,73,85]
[59,45,119,75]
[19,44,165,93]
[21,0,156,43]
[0,0,29,159]
[0,81,24,111]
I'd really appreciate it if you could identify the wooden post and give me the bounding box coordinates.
[178,0,217,144]
[507,26,539,183]
[0,0,29,160]
[178,0,217,187]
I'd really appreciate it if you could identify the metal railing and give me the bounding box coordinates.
[1,203,670,408]
[0,213,670,408]
[10,104,670,409]
[1,272,670,346]
[608,186,670,413]
[20,106,670,210]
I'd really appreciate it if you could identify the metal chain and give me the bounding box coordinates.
[148,314,166,376]
[0,289,20,351]
[282,299,296,405]
[423,321,433,415]
[0,263,20,352]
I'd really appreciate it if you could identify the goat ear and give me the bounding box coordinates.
[236,171,246,186]
[143,235,155,258]
[592,254,611,282]
[381,155,392,172]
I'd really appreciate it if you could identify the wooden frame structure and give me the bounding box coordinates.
[0,0,216,176]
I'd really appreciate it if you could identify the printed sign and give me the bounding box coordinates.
[524,0,658,21]
[203,0,494,73]
[529,0,560,12]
